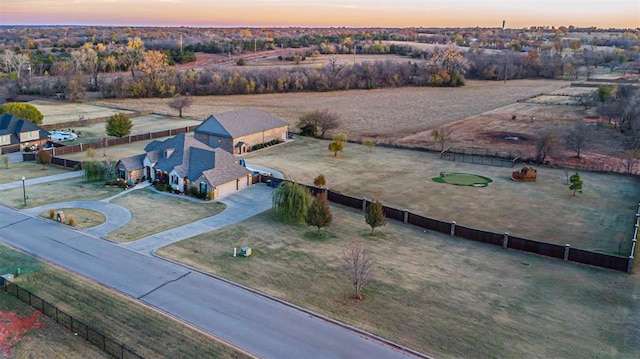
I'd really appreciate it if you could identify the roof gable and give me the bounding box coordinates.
[0,113,49,145]
[195,108,288,138]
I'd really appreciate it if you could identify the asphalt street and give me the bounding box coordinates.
[0,204,421,359]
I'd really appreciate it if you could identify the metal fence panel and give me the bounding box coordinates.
[507,236,565,259]
[568,248,629,271]
[455,225,504,246]
[382,206,405,222]
[327,190,362,210]
[407,213,450,234]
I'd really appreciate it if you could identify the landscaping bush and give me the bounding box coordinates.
[67,216,76,227]
[189,186,199,197]
[48,208,56,219]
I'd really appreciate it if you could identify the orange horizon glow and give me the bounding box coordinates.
[1,1,638,29]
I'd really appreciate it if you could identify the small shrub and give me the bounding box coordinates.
[48,208,56,219]
[189,186,199,197]
[206,190,215,201]
[67,216,76,227]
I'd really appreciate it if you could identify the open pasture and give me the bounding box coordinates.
[98,79,569,142]
[27,99,134,126]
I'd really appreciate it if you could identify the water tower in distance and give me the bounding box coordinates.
[502,20,506,30]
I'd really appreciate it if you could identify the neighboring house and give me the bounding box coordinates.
[0,113,50,154]
[116,133,252,199]
[195,108,289,154]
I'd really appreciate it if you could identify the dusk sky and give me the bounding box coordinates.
[1,0,638,28]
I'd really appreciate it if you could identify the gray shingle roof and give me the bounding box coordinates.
[201,148,251,186]
[0,113,49,145]
[196,108,288,138]
[118,153,145,171]
[125,133,250,186]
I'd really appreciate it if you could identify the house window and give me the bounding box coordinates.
[171,175,179,185]
[118,169,125,180]
[0,135,7,144]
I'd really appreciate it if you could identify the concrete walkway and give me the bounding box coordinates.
[0,171,83,190]
[122,184,274,255]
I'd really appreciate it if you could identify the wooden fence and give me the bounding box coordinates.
[266,176,635,273]
[41,110,153,131]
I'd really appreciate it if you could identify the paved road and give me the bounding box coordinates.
[0,205,419,359]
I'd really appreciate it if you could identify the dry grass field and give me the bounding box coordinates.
[28,99,134,126]
[242,136,639,254]
[0,162,70,184]
[107,189,225,242]
[158,204,640,359]
[97,79,569,142]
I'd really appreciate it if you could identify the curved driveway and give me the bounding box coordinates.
[23,200,132,237]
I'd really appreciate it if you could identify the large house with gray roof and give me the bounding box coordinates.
[195,108,289,154]
[116,133,252,199]
[0,113,50,154]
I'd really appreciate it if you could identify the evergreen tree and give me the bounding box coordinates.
[365,199,386,235]
[569,172,583,196]
[307,193,333,234]
[106,113,133,137]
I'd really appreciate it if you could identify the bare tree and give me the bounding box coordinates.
[168,95,193,117]
[297,109,340,138]
[431,127,453,152]
[535,131,555,164]
[564,123,593,158]
[342,241,373,300]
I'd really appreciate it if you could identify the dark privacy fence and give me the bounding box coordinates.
[1,280,144,359]
[265,176,635,273]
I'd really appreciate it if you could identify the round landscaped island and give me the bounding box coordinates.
[432,172,493,187]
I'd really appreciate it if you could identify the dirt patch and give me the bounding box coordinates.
[0,310,44,357]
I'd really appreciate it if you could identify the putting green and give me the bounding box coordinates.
[432,172,493,187]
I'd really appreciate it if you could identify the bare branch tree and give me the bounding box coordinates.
[341,241,373,300]
[168,95,194,117]
[431,126,453,152]
[535,131,555,164]
[564,123,593,158]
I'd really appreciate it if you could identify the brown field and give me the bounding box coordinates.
[97,79,569,142]
[28,99,134,126]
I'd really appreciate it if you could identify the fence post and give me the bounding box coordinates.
[628,239,637,273]
[80,143,83,152]
[563,244,570,261]
[362,198,367,212]
[503,232,509,249]
[450,221,456,236]
[403,209,408,224]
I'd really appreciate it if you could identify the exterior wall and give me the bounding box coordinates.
[0,135,9,145]
[194,132,233,153]
[116,163,145,183]
[233,125,288,153]
[19,130,41,143]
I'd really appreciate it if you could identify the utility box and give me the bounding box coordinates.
[241,246,252,257]
[1,273,14,286]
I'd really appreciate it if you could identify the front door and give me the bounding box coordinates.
[199,182,207,196]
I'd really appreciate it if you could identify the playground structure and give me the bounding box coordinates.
[511,165,537,181]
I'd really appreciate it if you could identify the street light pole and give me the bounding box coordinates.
[21,176,26,206]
